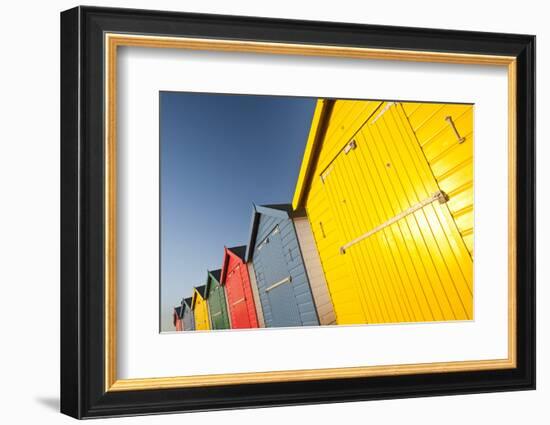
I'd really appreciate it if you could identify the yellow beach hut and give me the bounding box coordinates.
[191,285,211,331]
[292,99,474,325]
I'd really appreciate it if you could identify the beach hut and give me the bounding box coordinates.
[292,99,474,325]
[204,269,231,330]
[181,297,195,331]
[191,285,210,331]
[172,305,184,331]
[245,204,334,328]
[220,246,259,329]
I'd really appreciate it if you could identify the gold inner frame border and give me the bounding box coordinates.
[104,33,517,392]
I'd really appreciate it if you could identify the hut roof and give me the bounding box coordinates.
[191,285,207,309]
[227,245,246,261]
[205,268,222,296]
[173,306,183,319]
[245,204,306,261]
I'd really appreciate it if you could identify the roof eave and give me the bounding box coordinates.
[204,273,212,298]
[245,205,260,262]
[191,287,202,309]
[246,204,297,262]
[292,99,334,210]
[220,247,230,284]
[255,204,290,219]
[206,270,221,294]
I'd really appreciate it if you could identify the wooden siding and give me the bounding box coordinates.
[193,292,210,331]
[223,251,259,329]
[293,216,336,325]
[252,213,319,327]
[206,276,231,330]
[182,305,195,331]
[301,99,473,325]
[173,311,184,331]
[401,102,474,257]
[247,262,265,327]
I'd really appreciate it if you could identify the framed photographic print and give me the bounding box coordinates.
[60,6,535,419]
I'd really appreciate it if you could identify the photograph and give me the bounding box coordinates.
[161,92,474,332]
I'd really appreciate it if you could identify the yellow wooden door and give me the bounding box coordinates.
[318,101,473,324]
[194,297,211,330]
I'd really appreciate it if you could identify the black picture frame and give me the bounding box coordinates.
[60,5,535,419]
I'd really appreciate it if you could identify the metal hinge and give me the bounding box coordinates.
[340,190,449,254]
[320,164,334,183]
[232,297,245,306]
[344,139,357,154]
[445,116,466,144]
[265,276,292,292]
[319,221,326,238]
[257,226,279,251]
[370,101,396,125]
[320,140,356,183]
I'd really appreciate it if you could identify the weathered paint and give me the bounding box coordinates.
[205,269,231,330]
[293,99,473,325]
[191,285,210,331]
[173,306,184,331]
[247,262,265,327]
[220,246,259,329]
[182,297,195,331]
[245,204,324,327]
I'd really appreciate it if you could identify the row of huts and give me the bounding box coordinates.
[173,204,334,331]
[174,99,475,330]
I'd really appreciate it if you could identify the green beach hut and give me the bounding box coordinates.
[205,269,231,330]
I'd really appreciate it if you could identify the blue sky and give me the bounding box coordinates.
[160,92,317,332]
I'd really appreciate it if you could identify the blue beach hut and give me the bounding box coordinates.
[245,204,335,328]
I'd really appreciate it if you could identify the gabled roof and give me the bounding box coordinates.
[173,306,183,319]
[178,298,189,315]
[173,305,184,327]
[196,285,206,298]
[292,99,335,210]
[210,268,221,282]
[183,297,193,311]
[205,268,222,297]
[227,245,246,261]
[260,204,293,214]
[244,204,306,262]
[220,245,247,284]
[191,285,207,309]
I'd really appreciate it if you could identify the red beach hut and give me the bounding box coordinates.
[173,304,184,331]
[220,245,259,329]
